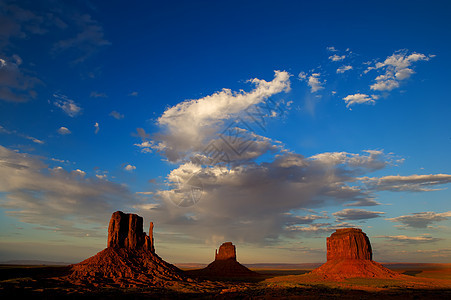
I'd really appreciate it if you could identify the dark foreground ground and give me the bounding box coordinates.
[1,263,450,299]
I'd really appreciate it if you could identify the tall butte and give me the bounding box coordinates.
[68,211,185,287]
[311,228,399,279]
[187,242,258,278]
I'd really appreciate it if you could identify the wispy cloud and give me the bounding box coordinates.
[53,93,82,117]
[329,54,345,62]
[386,211,451,228]
[286,222,356,235]
[90,91,107,98]
[332,208,385,221]
[0,145,136,237]
[375,234,442,243]
[109,110,124,120]
[336,65,352,73]
[359,174,451,192]
[0,55,41,102]
[53,13,111,63]
[0,125,44,144]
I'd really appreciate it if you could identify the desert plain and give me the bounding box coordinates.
[1,212,450,299]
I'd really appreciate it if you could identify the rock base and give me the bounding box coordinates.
[311,259,399,279]
[68,247,185,287]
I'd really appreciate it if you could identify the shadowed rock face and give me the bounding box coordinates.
[107,211,154,252]
[215,242,236,261]
[187,242,258,278]
[327,228,372,261]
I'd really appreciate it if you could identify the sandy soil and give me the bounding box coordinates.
[1,263,450,299]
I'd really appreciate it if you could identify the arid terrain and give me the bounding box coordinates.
[1,263,451,299]
[2,213,450,299]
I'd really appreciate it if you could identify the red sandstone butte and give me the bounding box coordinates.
[187,242,258,278]
[107,211,154,252]
[215,242,236,261]
[327,228,372,261]
[311,228,399,279]
[67,211,184,287]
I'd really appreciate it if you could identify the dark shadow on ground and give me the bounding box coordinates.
[402,270,423,276]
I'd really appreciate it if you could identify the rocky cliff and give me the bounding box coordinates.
[311,228,399,279]
[67,211,184,287]
[327,228,372,261]
[107,211,154,252]
[215,242,236,261]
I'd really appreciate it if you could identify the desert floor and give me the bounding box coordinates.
[1,263,450,299]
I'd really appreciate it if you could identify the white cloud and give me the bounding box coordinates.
[129,91,138,96]
[386,211,451,228]
[367,50,433,92]
[370,79,399,92]
[326,46,338,52]
[124,164,136,171]
[134,141,154,153]
[308,73,325,92]
[342,93,378,108]
[94,122,99,134]
[336,65,353,73]
[153,71,290,162]
[72,169,86,177]
[57,127,71,135]
[299,72,325,93]
[53,93,81,117]
[329,54,345,62]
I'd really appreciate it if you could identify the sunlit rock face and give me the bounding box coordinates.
[68,211,183,287]
[107,211,154,252]
[326,228,372,261]
[215,242,237,261]
[311,228,399,279]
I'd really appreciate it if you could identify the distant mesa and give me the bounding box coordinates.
[311,228,399,279]
[187,242,258,278]
[67,211,185,287]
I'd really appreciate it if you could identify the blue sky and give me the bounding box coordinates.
[0,0,450,263]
